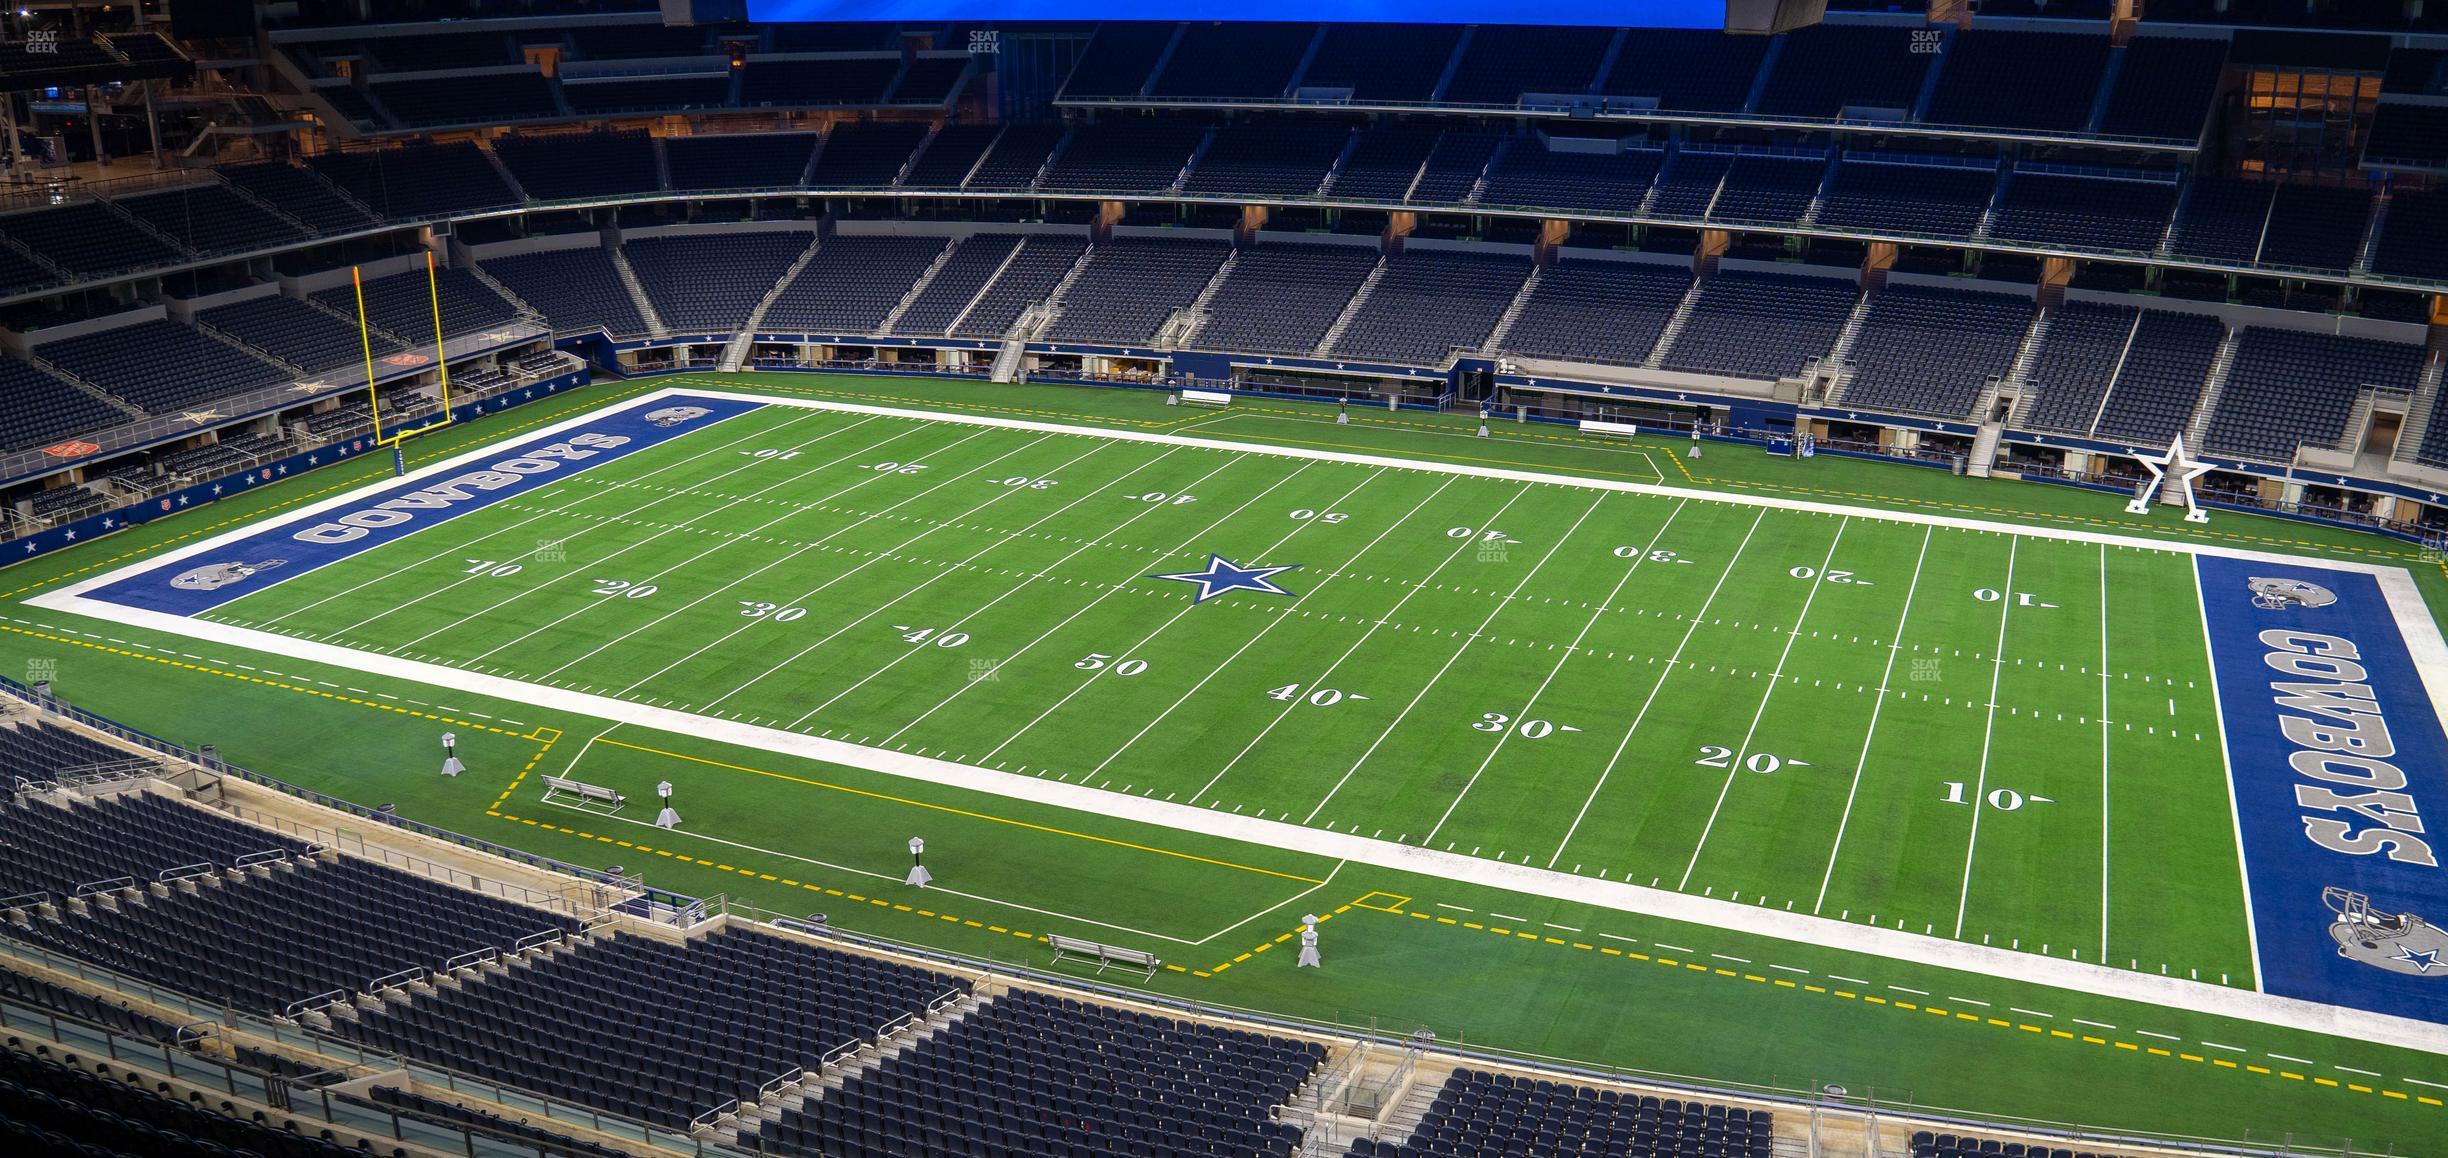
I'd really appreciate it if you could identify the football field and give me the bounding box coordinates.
[33,385,2448,1048]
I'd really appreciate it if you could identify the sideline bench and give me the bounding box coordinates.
[1174,388,1234,408]
[1045,934,1161,980]
[540,776,625,815]
[1578,419,1639,439]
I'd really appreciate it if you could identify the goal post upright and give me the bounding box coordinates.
[353,264,385,450]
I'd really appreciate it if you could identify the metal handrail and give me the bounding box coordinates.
[440,947,497,973]
[0,891,53,910]
[232,849,293,868]
[359,966,427,996]
[72,875,137,896]
[281,989,348,1018]
[153,862,218,883]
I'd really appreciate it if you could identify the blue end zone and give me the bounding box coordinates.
[2196,556,2448,1025]
[81,394,764,618]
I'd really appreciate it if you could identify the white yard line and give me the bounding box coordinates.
[477,422,969,668]
[1305,490,1608,826]
[1680,515,1848,888]
[1084,476,1460,780]
[2193,560,2263,991]
[1423,497,1683,845]
[1546,508,1768,867]
[702,435,1122,715]
[1813,525,1933,914]
[876,452,1268,745]
[777,440,1186,726]
[2098,542,2111,964]
[374,414,921,650]
[981,466,1388,764]
[1188,483,1534,805]
[1952,537,2018,940]
[252,407,830,630]
[617,434,1103,698]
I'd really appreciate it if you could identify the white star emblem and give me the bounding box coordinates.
[291,381,329,393]
[180,409,225,424]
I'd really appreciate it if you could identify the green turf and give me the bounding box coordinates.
[6,371,2445,1146]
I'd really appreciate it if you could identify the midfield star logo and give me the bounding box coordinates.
[1149,555,1299,604]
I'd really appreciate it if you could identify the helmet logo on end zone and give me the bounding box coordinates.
[169,559,286,591]
[2325,887,2447,977]
[643,405,710,427]
[2249,576,2338,611]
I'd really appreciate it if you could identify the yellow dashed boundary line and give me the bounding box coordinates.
[1356,898,2442,1110]
[592,738,1323,884]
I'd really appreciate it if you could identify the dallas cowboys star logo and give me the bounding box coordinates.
[2395,945,2441,974]
[1150,555,1299,604]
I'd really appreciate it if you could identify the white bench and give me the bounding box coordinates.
[1578,419,1639,439]
[1045,934,1161,980]
[541,776,626,815]
[1175,388,1234,408]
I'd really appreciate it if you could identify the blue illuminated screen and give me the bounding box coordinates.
[743,2,1726,28]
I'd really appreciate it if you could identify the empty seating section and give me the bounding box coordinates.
[966,123,1068,190]
[492,131,662,200]
[2169,177,2273,264]
[1408,132,1502,204]
[1479,142,1660,214]
[956,237,1088,336]
[743,58,901,106]
[198,294,406,373]
[1183,124,1347,197]
[0,789,310,901]
[309,143,518,220]
[1755,25,1930,118]
[2366,103,2448,167]
[2092,310,2225,445]
[624,232,815,333]
[373,71,558,127]
[2099,37,2227,141]
[1843,285,2033,418]
[1329,126,1439,201]
[1355,1068,1771,1158]
[0,720,125,783]
[1599,30,1766,112]
[892,234,1024,333]
[2022,302,2140,434]
[0,242,54,295]
[667,132,818,190]
[0,202,187,278]
[1816,161,1993,239]
[1042,118,1207,193]
[309,267,520,344]
[1153,23,1312,99]
[364,1085,634,1158]
[1663,271,1856,381]
[2204,328,2427,460]
[1299,24,1461,103]
[2255,184,2373,271]
[1501,260,1689,367]
[763,235,951,334]
[1441,26,1613,106]
[906,124,1005,188]
[0,357,123,452]
[754,988,1322,1158]
[1706,155,1823,224]
[0,1046,363,1158]
[1060,24,1173,98]
[1988,174,2177,253]
[810,121,929,187]
[2372,187,2448,280]
[217,163,379,234]
[1911,1128,2131,1158]
[479,247,653,337]
[37,320,288,414]
[1044,238,1230,344]
[1925,31,2110,132]
[894,56,972,103]
[1330,251,1528,364]
[335,928,966,1130]
[16,850,577,1013]
[563,74,730,116]
[1644,151,1733,219]
[116,184,307,256]
[1191,243,1380,355]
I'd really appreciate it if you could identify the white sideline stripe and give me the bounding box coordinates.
[30,385,2448,1059]
[2192,562,2264,992]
